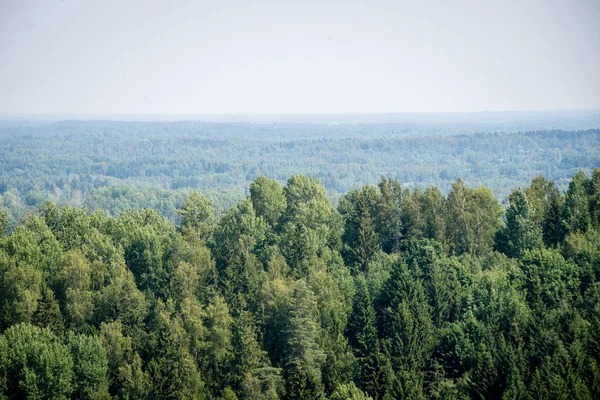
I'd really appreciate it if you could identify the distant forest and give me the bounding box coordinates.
[0,121,599,225]
[1,170,599,399]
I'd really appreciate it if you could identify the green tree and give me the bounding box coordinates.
[0,207,8,236]
[375,176,403,253]
[420,186,446,245]
[543,189,564,247]
[0,261,43,329]
[250,176,287,228]
[381,263,434,372]
[496,188,543,258]
[100,321,151,399]
[348,276,391,399]
[0,323,74,399]
[147,302,206,399]
[339,187,381,272]
[563,170,591,235]
[2,215,63,286]
[590,168,600,228]
[231,310,283,399]
[330,382,374,400]
[284,280,326,400]
[520,248,579,310]
[32,284,64,335]
[201,295,234,395]
[68,332,110,399]
[60,250,95,331]
[280,175,334,272]
[526,175,560,226]
[95,263,148,333]
[178,191,213,233]
[445,179,502,256]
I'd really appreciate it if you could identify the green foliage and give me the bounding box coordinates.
[0,323,74,399]
[496,188,543,258]
[519,248,579,310]
[339,187,381,272]
[0,171,598,399]
[445,180,502,256]
[67,332,110,399]
[284,280,326,399]
[563,170,592,235]
[0,207,8,236]
[250,176,287,228]
[177,191,213,232]
[330,381,374,400]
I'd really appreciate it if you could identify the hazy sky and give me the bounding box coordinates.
[1,0,599,114]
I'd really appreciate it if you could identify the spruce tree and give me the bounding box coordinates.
[563,170,591,235]
[497,188,543,258]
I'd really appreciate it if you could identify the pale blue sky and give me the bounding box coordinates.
[1,0,599,114]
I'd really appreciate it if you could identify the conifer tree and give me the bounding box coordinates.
[349,276,391,399]
[563,170,591,235]
[496,188,543,258]
[284,280,326,399]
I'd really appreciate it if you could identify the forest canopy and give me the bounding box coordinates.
[1,121,598,226]
[1,169,600,399]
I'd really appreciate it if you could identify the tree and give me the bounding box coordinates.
[0,261,43,329]
[348,276,391,399]
[519,248,579,310]
[381,263,434,372]
[284,280,326,400]
[212,198,266,267]
[201,295,234,395]
[330,382,374,400]
[526,175,560,226]
[32,284,64,335]
[0,207,8,236]
[445,180,502,256]
[250,176,286,229]
[496,188,543,258]
[280,175,333,271]
[420,186,446,245]
[95,263,148,332]
[116,210,176,298]
[178,191,213,233]
[60,250,95,331]
[0,323,74,399]
[231,310,283,399]
[339,187,381,272]
[543,189,564,247]
[2,215,63,286]
[563,170,591,235]
[147,302,206,399]
[590,168,600,228]
[68,332,111,399]
[100,321,151,399]
[375,176,403,253]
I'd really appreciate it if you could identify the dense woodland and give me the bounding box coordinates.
[1,168,600,399]
[1,121,599,225]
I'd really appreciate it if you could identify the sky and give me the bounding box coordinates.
[1,0,599,115]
